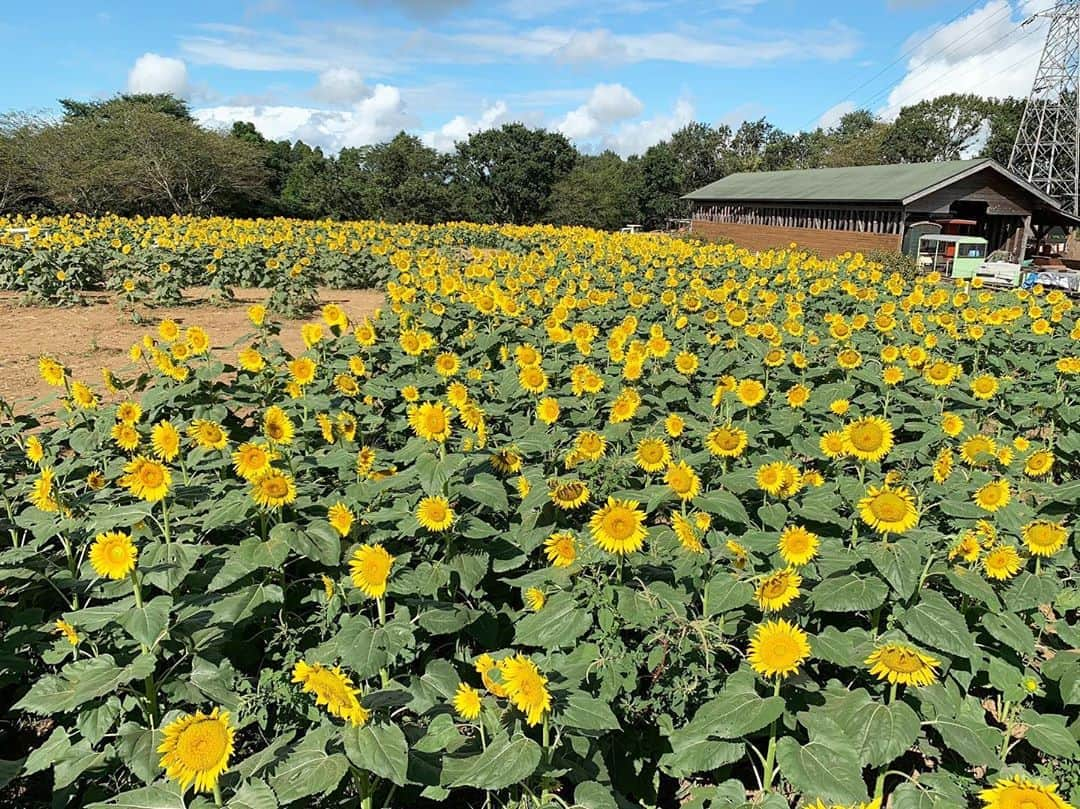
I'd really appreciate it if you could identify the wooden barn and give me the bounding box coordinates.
[684,158,1080,260]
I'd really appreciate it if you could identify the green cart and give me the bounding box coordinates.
[916,234,989,280]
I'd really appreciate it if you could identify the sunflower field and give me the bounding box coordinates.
[1,219,1079,809]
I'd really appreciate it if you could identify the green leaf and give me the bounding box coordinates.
[900,590,975,658]
[980,612,1036,657]
[660,736,744,778]
[929,698,998,767]
[1018,710,1080,759]
[688,679,784,739]
[465,472,509,512]
[209,536,289,591]
[207,583,283,626]
[227,778,279,809]
[271,521,340,566]
[119,596,172,649]
[23,727,71,776]
[810,574,888,612]
[116,723,162,784]
[15,654,155,714]
[333,618,388,679]
[703,575,753,617]
[573,781,620,809]
[1004,571,1060,612]
[776,735,867,806]
[868,539,922,599]
[947,568,1001,611]
[695,489,751,525]
[344,723,409,787]
[270,735,349,804]
[514,592,592,649]
[824,689,920,767]
[85,786,186,809]
[444,734,542,790]
[559,693,620,731]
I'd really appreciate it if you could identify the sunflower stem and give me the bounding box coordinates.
[762,677,782,792]
[872,683,898,803]
[1035,557,1041,576]
[212,782,223,807]
[478,719,486,751]
[542,714,551,766]
[999,700,1013,762]
[377,597,389,688]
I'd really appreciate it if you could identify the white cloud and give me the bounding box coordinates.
[602,97,695,157]
[816,100,856,129]
[421,101,511,151]
[556,83,642,140]
[312,67,368,105]
[127,53,190,97]
[881,0,1049,117]
[195,84,415,151]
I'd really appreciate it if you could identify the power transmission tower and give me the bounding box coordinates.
[1009,1,1080,215]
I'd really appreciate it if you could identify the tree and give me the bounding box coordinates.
[980,97,1026,166]
[727,118,786,174]
[668,123,731,193]
[817,110,891,168]
[59,93,194,123]
[547,151,641,231]
[451,124,576,224]
[636,142,683,230]
[881,94,987,163]
[0,113,46,213]
[336,133,451,223]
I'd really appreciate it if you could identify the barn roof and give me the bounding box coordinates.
[683,158,1069,212]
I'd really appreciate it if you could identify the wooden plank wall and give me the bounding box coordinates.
[690,220,903,256]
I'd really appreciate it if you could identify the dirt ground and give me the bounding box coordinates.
[0,287,383,413]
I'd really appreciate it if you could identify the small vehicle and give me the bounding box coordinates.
[916,234,988,280]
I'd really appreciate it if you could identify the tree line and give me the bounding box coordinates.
[0,92,1024,230]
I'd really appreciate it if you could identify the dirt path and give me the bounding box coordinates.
[0,287,383,412]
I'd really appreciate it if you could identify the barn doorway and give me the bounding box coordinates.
[902,221,942,256]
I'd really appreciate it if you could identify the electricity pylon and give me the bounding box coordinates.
[1009,1,1080,215]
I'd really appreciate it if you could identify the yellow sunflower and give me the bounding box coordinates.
[755,568,802,611]
[549,480,590,510]
[961,435,997,466]
[1022,521,1067,557]
[736,379,766,407]
[706,425,748,458]
[536,397,560,425]
[525,587,546,611]
[116,400,142,424]
[231,442,274,481]
[250,471,297,509]
[748,618,810,680]
[408,402,453,443]
[984,544,1023,580]
[589,497,647,555]
[157,708,234,794]
[111,422,141,452]
[843,416,894,463]
[188,419,229,451]
[474,654,507,697]
[941,412,964,437]
[1024,450,1054,478]
[122,456,171,502]
[970,373,999,400]
[865,643,939,687]
[858,485,918,535]
[327,502,354,537]
[417,495,454,531]
[453,683,483,721]
[974,479,1011,513]
[980,774,1073,809]
[819,431,847,460]
[544,532,578,567]
[635,438,671,472]
[498,654,552,727]
[151,421,180,462]
[778,525,819,567]
[665,460,701,501]
[263,406,295,445]
[89,531,138,580]
[349,544,394,598]
[292,661,369,726]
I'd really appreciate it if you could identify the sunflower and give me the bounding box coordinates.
[819,431,847,460]
[453,683,483,721]
[417,495,454,531]
[858,485,918,535]
[70,381,98,410]
[188,420,229,451]
[39,356,66,387]
[349,544,394,598]
[409,402,453,443]
[54,619,79,646]
[151,421,180,462]
[250,471,297,509]
[574,430,607,461]
[941,412,964,437]
[89,531,137,580]
[288,356,317,386]
[498,654,551,727]
[984,544,1023,580]
[525,587,546,611]
[843,416,894,463]
[434,352,460,378]
[665,460,701,501]
[923,360,959,387]
[1024,450,1054,478]
[111,423,141,452]
[778,525,819,566]
[865,643,940,687]
[122,457,171,502]
[748,619,810,680]
[518,364,548,394]
[158,708,234,794]
[949,533,981,564]
[933,448,953,483]
[635,438,671,472]
[706,425,748,458]
[334,374,359,397]
[86,470,106,491]
[970,373,999,400]
[116,400,142,424]
[755,568,801,611]
[1022,521,1067,557]
[544,532,577,567]
[263,406,295,445]
[882,365,905,386]
[292,661,368,726]
[327,502,354,537]
[546,479,591,511]
[736,379,766,407]
[238,346,265,372]
[536,397,560,424]
[490,448,522,474]
[830,398,850,416]
[974,479,1011,512]
[961,435,997,466]
[672,512,704,553]
[756,461,799,498]
[232,442,273,481]
[474,654,507,697]
[664,413,685,437]
[674,351,699,375]
[590,497,647,555]
[786,384,811,408]
[980,774,1073,809]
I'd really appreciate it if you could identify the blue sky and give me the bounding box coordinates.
[0,0,1054,155]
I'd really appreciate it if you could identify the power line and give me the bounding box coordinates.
[803,0,992,129]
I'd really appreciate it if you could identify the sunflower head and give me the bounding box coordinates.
[748,618,811,680]
[157,708,234,794]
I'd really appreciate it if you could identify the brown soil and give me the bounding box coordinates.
[0,287,383,413]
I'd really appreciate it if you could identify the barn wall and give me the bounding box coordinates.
[690,219,902,256]
[911,168,1035,216]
